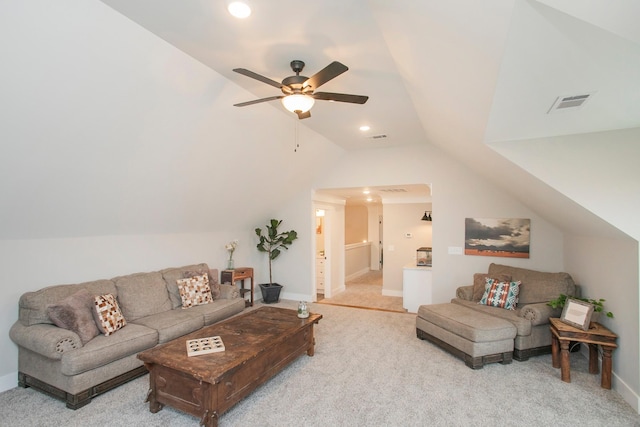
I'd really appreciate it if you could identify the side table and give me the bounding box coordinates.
[549,317,617,389]
[221,267,254,307]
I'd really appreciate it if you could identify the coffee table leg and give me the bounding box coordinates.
[200,410,218,427]
[560,340,571,383]
[307,326,316,356]
[601,347,613,389]
[145,366,164,413]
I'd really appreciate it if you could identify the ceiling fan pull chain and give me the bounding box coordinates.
[294,118,300,152]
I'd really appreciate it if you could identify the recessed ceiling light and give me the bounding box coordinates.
[363,190,370,194]
[228,2,251,19]
[366,197,373,202]
[359,125,370,131]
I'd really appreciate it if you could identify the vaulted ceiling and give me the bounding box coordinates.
[100,0,640,150]
[99,0,640,239]
[2,1,638,240]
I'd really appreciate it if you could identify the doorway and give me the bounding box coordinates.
[313,184,432,312]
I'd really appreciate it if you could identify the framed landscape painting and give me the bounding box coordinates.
[464,218,530,258]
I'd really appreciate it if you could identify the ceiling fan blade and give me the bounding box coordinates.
[233,68,283,89]
[303,61,348,90]
[296,111,311,120]
[233,96,283,107]
[313,92,369,104]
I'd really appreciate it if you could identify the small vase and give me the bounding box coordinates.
[298,301,309,318]
[227,258,234,270]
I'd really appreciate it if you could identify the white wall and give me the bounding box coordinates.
[382,203,432,295]
[345,205,368,244]
[345,243,372,279]
[313,144,567,304]
[490,128,640,240]
[491,127,640,410]
[564,234,639,409]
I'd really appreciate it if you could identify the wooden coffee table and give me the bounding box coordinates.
[138,306,322,426]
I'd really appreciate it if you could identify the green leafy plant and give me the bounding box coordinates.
[547,294,614,318]
[255,219,298,286]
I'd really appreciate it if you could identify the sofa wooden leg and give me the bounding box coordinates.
[17,372,28,388]
[500,352,513,364]
[17,366,148,410]
[65,390,92,410]
[464,355,484,369]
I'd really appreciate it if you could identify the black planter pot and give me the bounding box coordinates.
[259,283,283,304]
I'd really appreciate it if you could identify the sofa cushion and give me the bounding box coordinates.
[46,289,100,345]
[472,273,512,301]
[19,280,117,326]
[93,294,127,336]
[187,297,246,325]
[160,263,211,309]
[487,263,576,305]
[113,272,172,321]
[417,303,516,343]
[452,298,532,336]
[177,274,214,308]
[133,309,204,343]
[478,279,520,310]
[61,323,157,376]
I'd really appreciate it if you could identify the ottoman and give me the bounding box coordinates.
[416,303,517,369]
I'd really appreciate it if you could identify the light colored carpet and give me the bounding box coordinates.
[1,300,639,426]
[319,270,405,313]
[345,270,383,286]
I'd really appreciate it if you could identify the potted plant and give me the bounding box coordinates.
[547,294,614,322]
[255,219,298,303]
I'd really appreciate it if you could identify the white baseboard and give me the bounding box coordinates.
[578,344,639,413]
[382,289,403,297]
[281,291,314,302]
[0,372,17,393]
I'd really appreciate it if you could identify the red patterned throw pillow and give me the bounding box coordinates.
[478,278,521,310]
[93,294,127,336]
[177,274,214,308]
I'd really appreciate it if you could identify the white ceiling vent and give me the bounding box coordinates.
[547,92,595,113]
[366,134,388,140]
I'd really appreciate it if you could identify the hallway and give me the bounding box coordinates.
[318,270,405,313]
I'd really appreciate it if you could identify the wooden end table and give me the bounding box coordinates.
[549,317,617,389]
[221,267,254,307]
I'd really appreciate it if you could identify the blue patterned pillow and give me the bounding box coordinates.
[478,278,521,310]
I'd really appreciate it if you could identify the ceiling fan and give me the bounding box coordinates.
[233,60,369,119]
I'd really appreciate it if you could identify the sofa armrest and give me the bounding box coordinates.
[519,303,563,326]
[218,283,240,299]
[456,285,474,301]
[9,321,82,360]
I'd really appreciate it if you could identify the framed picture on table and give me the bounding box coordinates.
[560,298,594,331]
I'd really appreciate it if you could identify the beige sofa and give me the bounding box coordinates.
[10,263,245,409]
[416,263,579,366]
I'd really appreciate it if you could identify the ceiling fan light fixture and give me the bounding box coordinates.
[227,2,251,19]
[281,94,315,114]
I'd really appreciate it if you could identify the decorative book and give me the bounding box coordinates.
[186,336,225,357]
